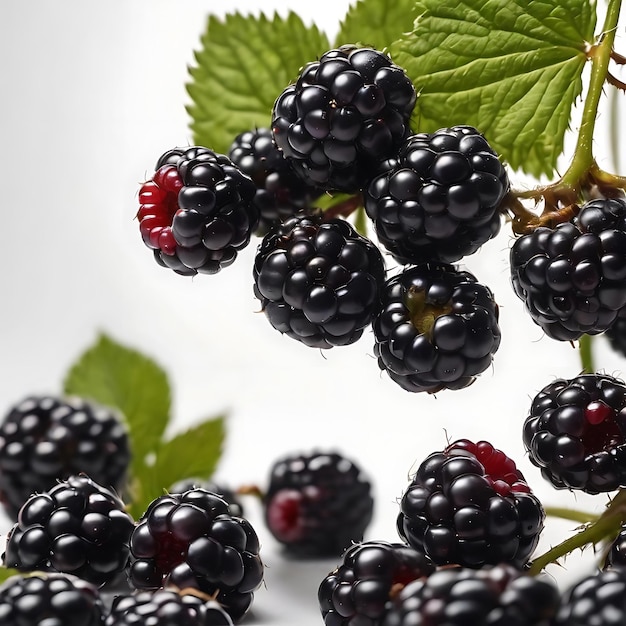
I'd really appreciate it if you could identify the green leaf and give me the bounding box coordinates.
[63,334,170,480]
[0,567,19,585]
[336,0,418,50]
[389,0,596,177]
[187,11,330,154]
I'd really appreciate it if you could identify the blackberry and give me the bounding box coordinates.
[510,197,626,341]
[604,523,626,568]
[3,474,134,586]
[228,127,321,235]
[137,146,259,276]
[383,564,559,626]
[604,315,626,359]
[264,450,373,556]
[373,263,501,393]
[0,394,130,519]
[523,373,626,493]
[271,45,416,192]
[554,566,626,625]
[397,439,544,568]
[364,126,508,264]
[253,213,386,348]
[169,479,244,518]
[127,488,263,622]
[106,589,233,626]
[318,540,435,626]
[0,572,105,625]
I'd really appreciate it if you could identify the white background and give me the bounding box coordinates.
[1,1,626,622]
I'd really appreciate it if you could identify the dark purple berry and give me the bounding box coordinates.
[169,479,244,518]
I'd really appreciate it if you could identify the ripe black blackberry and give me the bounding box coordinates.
[271,45,416,192]
[397,439,544,568]
[263,450,373,556]
[383,564,559,626]
[373,263,500,393]
[523,373,626,493]
[228,127,321,235]
[137,146,259,276]
[253,213,386,348]
[106,589,234,626]
[127,488,263,622]
[555,566,626,625]
[3,474,134,586]
[0,394,130,519]
[169,478,244,518]
[604,523,626,568]
[510,197,626,341]
[318,540,435,626]
[364,126,509,264]
[605,315,626,358]
[0,572,106,625]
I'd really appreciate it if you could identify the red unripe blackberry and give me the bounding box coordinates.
[127,488,263,622]
[264,450,374,556]
[523,373,626,493]
[397,440,544,568]
[318,540,435,626]
[0,394,130,519]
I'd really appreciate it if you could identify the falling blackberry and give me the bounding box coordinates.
[523,373,626,493]
[264,450,373,556]
[228,127,321,235]
[169,478,244,518]
[272,45,416,192]
[127,488,263,622]
[137,146,259,276]
[0,394,130,519]
[3,474,135,586]
[397,439,544,568]
[253,213,386,348]
[373,262,501,393]
[510,197,626,341]
[364,125,509,264]
[318,540,435,626]
[383,563,559,626]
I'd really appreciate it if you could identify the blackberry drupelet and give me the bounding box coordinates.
[605,316,626,358]
[364,126,509,264]
[605,523,626,568]
[127,488,263,622]
[169,479,244,518]
[228,127,321,235]
[373,263,500,393]
[253,213,386,348]
[510,197,626,341]
[383,564,559,626]
[318,540,435,626]
[3,475,134,586]
[0,394,130,520]
[264,450,373,556]
[137,146,259,276]
[0,572,106,626]
[397,439,544,568]
[555,566,626,625]
[106,589,234,626]
[523,373,626,493]
[271,45,416,192]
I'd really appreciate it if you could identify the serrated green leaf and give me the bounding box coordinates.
[389,0,596,177]
[187,11,330,154]
[63,334,170,481]
[336,0,418,50]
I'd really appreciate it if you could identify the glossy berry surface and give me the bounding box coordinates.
[253,213,386,348]
[272,45,416,192]
[0,394,130,519]
[397,439,544,568]
[523,373,626,493]
[0,572,105,626]
[605,524,626,569]
[137,146,259,276]
[364,126,508,264]
[127,488,263,621]
[510,197,626,341]
[264,450,373,556]
[169,478,244,518]
[3,474,134,585]
[373,263,501,393]
[383,564,559,626]
[318,540,435,626]
[605,315,626,358]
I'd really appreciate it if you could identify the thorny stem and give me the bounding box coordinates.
[544,505,598,524]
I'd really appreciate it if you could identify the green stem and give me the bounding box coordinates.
[579,334,595,373]
[354,205,368,237]
[560,0,623,188]
[544,506,598,524]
